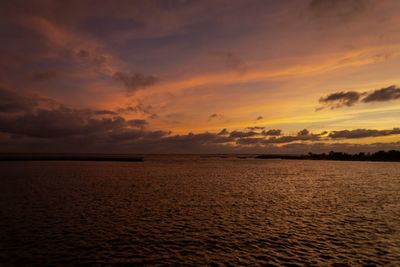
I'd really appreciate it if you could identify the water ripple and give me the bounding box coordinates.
[1,158,399,265]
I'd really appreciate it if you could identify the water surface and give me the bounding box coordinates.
[1,156,399,265]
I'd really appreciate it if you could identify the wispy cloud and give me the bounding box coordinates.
[317,85,400,110]
[329,128,400,139]
[363,85,400,103]
[114,72,159,94]
[208,113,225,122]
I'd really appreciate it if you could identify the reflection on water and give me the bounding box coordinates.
[1,156,399,265]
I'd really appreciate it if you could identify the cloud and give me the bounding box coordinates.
[213,51,246,74]
[247,126,265,131]
[362,85,400,103]
[114,71,158,94]
[317,85,400,110]
[0,88,38,113]
[297,129,310,136]
[236,133,320,145]
[118,100,158,119]
[0,108,125,138]
[261,129,282,136]
[0,88,158,140]
[309,0,371,20]
[227,128,319,146]
[0,106,168,146]
[127,119,148,129]
[167,132,233,144]
[242,128,282,136]
[329,128,400,139]
[236,129,323,145]
[92,109,118,115]
[229,130,258,138]
[208,113,224,121]
[32,70,58,81]
[236,137,266,145]
[279,141,400,155]
[1,88,399,154]
[263,133,321,144]
[256,116,263,121]
[234,127,398,146]
[109,129,168,141]
[218,128,229,135]
[318,91,362,109]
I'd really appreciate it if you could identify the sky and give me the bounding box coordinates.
[1,0,400,154]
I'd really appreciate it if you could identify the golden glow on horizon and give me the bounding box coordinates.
[2,0,400,152]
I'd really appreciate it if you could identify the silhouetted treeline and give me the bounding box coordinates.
[256,150,400,162]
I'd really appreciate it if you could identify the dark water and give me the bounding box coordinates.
[1,156,400,266]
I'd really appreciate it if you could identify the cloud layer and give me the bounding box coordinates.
[1,86,399,153]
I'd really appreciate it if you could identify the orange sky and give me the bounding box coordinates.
[0,0,400,153]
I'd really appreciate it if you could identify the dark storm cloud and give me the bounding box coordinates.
[0,88,38,113]
[261,129,282,136]
[0,106,168,144]
[329,128,400,139]
[318,85,400,110]
[0,108,126,138]
[114,72,158,94]
[0,88,159,140]
[362,85,400,103]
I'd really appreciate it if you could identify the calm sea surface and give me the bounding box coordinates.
[1,156,399,266]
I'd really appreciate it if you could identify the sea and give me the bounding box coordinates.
[1,155,399,266]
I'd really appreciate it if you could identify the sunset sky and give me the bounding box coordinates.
[1,0,400,153]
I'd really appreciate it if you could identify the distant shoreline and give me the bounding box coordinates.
[1,151,399,163]
[256,150,400,162]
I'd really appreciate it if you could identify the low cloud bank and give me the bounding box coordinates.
[1,88,399,153]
